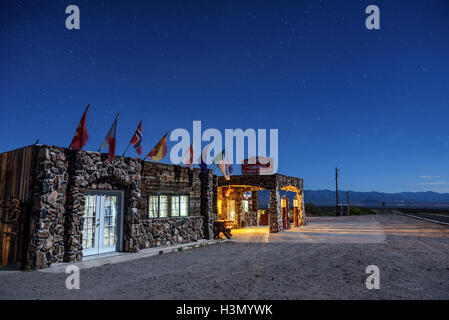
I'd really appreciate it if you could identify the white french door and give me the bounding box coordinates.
[82,191,123,256]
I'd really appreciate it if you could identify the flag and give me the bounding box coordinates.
[225,152,233,174]
[100,114,119,158]
[70,104,90,150]
[217,149,232,180]
[199,142,212,174]
[212,148,224,164]
[130,120,143,155]
[146,132,168,161]
[181,143,194,168]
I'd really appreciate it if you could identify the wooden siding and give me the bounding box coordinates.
[0,145,37,267]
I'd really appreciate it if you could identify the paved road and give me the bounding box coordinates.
[398,211,449,225]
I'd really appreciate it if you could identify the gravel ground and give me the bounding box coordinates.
[1,213,449,300]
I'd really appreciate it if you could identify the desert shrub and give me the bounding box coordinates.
[349,207,376,215]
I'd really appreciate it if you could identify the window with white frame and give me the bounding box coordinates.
[149,195,190,218]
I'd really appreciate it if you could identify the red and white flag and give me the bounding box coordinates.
[100,114,119,158]
[182,143,194,168]
[130,120,143,155]
[70,104,90,150]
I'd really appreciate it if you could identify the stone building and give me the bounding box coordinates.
[0,144,304,269]
[217,174,306,232]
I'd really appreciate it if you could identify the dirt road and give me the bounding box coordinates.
[1,213,448,299]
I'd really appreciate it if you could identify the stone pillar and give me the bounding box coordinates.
[251,190,259,226]
[251,190,258,211]
[269,188,282,233]
[30,146,69,268]
[300,190,307,226]
[212,175,218,218]
[234,189,244,227]
[200,170,215,239]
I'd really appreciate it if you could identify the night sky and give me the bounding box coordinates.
[1,0,448,193]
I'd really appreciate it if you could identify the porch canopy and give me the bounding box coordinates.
[217,174,305,233]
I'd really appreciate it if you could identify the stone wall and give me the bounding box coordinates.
[137,216,203,247]
[28,145,210,268]
[139,162,201,217]
[29,146,69,267]
[241,210,258,227]
[200,171,216,239]
[137,162,208,247]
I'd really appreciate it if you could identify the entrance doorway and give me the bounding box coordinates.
[82,191,124,256]
[227,200,236,221]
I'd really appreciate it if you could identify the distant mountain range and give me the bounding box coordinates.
[304,190,449,206]
[257,189,449,207]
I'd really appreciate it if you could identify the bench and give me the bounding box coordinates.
[213,221,232,240]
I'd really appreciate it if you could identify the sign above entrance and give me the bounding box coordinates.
[241,156,274,175]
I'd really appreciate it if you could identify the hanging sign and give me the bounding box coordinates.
[241,156,274,175]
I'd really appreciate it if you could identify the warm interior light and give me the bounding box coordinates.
[281,197,287,208]
[293,197,298,208]
[217,200,222,215]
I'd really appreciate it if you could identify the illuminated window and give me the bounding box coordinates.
[171,196,180,216]
[148,196,159,218]
[180,196,189,217]
[159,196,168,217]
[217,200,222,216]
[227,200,236,220]
[149,195,189,218]
[243,199,250,212]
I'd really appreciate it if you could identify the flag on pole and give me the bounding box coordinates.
[130,120,143,155]
[225,152,233,175]
[146,132,168,161]
[181,143,194,168]
[70,104,90,150]
[198,142,212,174]
[215,149,232,180]
[211,148,224,165]
[100,114,119,158]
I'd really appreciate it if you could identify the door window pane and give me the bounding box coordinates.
[103,195,117,247]
[82,195,97,249]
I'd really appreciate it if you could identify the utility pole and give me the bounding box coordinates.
[335,167,339,216]
[346,191,350,216]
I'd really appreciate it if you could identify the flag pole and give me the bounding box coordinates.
[122,141,131,157]
[124,120,142,157]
